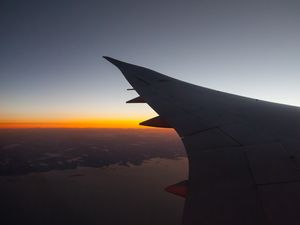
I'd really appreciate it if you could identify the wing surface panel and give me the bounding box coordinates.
[104,56,300,225]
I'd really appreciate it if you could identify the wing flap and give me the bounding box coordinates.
[245,143,300,185]
[183,146,266,225]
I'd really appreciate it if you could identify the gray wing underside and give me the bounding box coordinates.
[104,56,300,225]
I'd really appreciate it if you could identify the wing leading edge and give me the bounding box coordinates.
[104,56,300,225]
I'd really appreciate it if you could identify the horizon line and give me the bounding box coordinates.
[0,118,158,129]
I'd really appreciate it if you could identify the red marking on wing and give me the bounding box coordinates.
[165,180,188,198]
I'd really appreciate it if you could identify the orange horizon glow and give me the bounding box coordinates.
[0,119,152,129]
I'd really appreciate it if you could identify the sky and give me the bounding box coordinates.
[1,0,300,128]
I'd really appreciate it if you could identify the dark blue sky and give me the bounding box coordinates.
[1,0,300,125]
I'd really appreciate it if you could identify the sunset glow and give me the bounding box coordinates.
[2,0,300,130]
[0,118,150,129]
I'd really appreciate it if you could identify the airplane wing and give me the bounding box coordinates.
[104,56,300,225]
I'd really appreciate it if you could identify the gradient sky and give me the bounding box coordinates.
[1,0,300,127]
